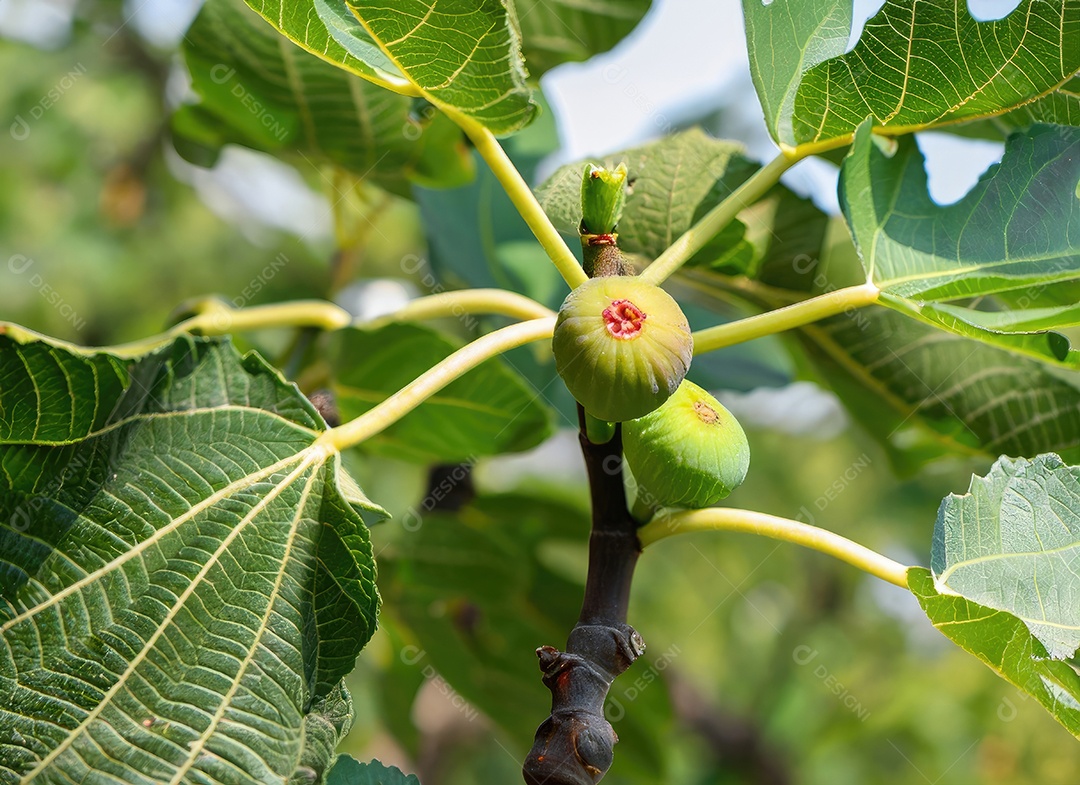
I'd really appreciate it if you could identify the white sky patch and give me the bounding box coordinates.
[917,132,1006,207]
[0,0,75,49]
[165,145,331,243]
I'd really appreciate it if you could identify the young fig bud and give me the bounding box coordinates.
[623,380,749,509]
[580,163,628,235]
[553,277,693,422]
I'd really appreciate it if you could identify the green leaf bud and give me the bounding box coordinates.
[623,380,749,509]
[553,277,692,422]
[580,163,628,235]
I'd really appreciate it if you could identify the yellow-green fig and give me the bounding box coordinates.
[623,380,749,509]
[553,277,692,422]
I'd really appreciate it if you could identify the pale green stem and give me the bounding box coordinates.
[584,413,615,445]
[3,290,556,358]
[3,301,354,359]
[367,289,554,327]
[639,507,910,588]
[640,152,802,286]
[692,283,879,355]
[451,113,588,290]
[317,316,556,452]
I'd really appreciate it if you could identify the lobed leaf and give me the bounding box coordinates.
[343,0,538,134]
[741,0,852,148]
[514,0,652,76]
[178,0,473,194]
[841,120,1080,365]
[911,566,1080,740]
[932,453,1080,660]
[0,334,382,784]
[744,0,1080,149]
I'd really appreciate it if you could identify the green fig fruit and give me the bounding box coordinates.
[623,380,749,510]
[553,277,693,422]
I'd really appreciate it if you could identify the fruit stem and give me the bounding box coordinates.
[639,151,803,285]
[692,283,880,354]
[638,508,911,588]
[452,113,589,290]
[523,408,643,785]
[584,413,616,444]
[317,317,556,453]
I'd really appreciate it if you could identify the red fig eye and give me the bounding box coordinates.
[602,299,646,339]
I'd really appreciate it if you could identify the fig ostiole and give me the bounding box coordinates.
[623,380,749,511]
[552,277,693,423]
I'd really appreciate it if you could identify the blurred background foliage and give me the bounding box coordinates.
[2,0,1077,783]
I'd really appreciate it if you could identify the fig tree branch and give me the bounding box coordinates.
[366,289,554,326]
[638,507,911,588]
[523,408,644,785]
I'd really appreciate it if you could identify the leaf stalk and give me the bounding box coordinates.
[692,283,880,354]
[639,507,910,588]
[452,112,589,290]
[318,316,556,452]
[640,151,802,285]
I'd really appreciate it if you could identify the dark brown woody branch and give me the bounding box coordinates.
[522,407,643,785]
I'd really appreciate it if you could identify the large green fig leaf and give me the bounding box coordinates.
[744,0,1080,149]
[243,0,538,135]
[177,0,472,194]
[741,0,851,149]
[999,75,1080,130]
[330,323,553,463]
[932,453,1080,660]
[0,334,382,784]
[910,567,1080,740]
[840,121,1080,366]
[680,207,1080,471]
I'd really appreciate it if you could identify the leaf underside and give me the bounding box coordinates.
[178,0,472,194]
[0,335,381,784]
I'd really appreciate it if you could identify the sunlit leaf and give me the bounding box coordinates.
[514,0,652,76]
[932,453,1080,660]
[0,334,381,783]
[178,0,472,194]
[741,0,851,148]
[912,565,1080,739]
[745,0,1080,149]
[840,121,1080,366]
